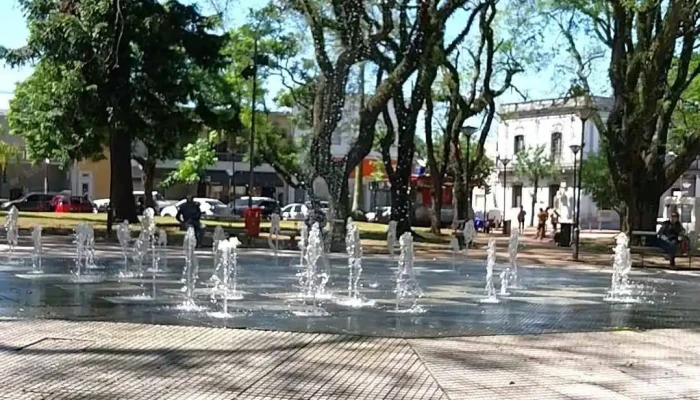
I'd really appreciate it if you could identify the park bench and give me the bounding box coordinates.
[629,231,664,267]
[629,230,700,268]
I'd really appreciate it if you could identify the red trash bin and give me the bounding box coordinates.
[244,207,261,238]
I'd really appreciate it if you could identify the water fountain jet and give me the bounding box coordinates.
[604,232,638,303]
[393,232,423,313]
[480,238,500,303]
[30,225,42,273]
[210,237,243,318]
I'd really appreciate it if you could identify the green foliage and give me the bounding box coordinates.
[216,5,311,185]
[581,150,623,212]
[160,133,219,187]
[368,160,387,182]
[0,141,19,170]
[4,0,228,165]
[514,145,555,184]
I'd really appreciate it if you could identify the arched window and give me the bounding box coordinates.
[550,132,562,162]
[513,135,525,154]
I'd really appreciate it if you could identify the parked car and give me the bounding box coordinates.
[230,197,280,219]
[53,195,96,213]
[1,192,56,212]
[160,198,231,219]
[94,191,175,213]
[280,203,308,221]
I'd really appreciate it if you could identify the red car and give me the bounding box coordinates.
[54,195,96,213]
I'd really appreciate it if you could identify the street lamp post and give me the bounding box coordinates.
[462,126,478,222]
[572,104,593,260]
[499,157,511,234]
[241,37,270,210]
[43,158,50,194]
[569,144,581,255]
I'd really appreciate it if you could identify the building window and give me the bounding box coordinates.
[550,132,562,163]
[514,135,525,154]
[512,184,522,208]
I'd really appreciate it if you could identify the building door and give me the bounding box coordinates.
[511,185,522,208]
[548,184,559,207]
[79,172,93,199]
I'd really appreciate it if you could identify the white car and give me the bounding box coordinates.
[281,203,308,220]
[160,198,231,218]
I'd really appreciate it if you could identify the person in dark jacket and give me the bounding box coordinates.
[657,211,685,267]
[176,195,203,247]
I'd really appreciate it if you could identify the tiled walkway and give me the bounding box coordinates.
[1,320,699,399]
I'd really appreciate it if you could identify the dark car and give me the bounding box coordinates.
[231,197,280,219]
[1,192,56,212]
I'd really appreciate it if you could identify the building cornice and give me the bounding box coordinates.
[499,96,613,120]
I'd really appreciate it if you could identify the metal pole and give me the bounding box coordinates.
[574,118,586,260]
[571,155,578,249]
[248,38,257,210]
[466,136,471,221]
[502,164,507,231]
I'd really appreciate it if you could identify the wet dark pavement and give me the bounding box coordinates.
[1,246,699,338]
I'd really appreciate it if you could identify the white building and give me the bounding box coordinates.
[479,96,700,230]
[477,96,613,228]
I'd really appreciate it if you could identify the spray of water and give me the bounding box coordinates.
[132,208,157,277]
[605,232,638,303]
[73,222,92,277]
[31,225,42,273]
[212,225,226,269]
[268,213,281,254]
[462,219,476,255]
[508,228,521,288]
[180,226,200,309]
[499,267,510,296]
[298,222,308,269]
[339,218,372,307]
[117,221,131,275]
[5,206,18,255]
[298,222,326,303]
[210,237,243,317]
[157,228,167,271]
[387,220,397,259]
[394,232,423,313]
[449,237,459,269]
[481,238,499,303]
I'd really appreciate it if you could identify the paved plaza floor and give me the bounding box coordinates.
[1,320,699,399]
[1,243,700,398]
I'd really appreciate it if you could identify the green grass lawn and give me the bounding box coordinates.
[0,211,439,241]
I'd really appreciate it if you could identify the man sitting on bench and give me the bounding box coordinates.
[657,211,685,267]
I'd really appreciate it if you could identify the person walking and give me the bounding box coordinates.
[549,207,559,234]
[535,208,548,240]
[176,195,204,247]
[517,205,526,233]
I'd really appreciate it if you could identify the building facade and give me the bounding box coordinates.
[482,96,700,231]
[0,109,69,200]
[481,96,616,228]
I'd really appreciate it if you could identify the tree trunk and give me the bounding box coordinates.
[390,178,413,238]
[326,173,350,252]
[430,186,443,234]
[625,194,660,236]
[110,130,138,223]
[530,178,538,227]
[196,176,207,197]
[142,160,156,209]
[351,163,363,213]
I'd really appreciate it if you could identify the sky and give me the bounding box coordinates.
[0,0,605,139]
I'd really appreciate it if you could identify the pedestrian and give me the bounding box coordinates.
[550,208,559,235]
[657,211,685,267]
[536,208,548,240]
[517,205,526,233]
